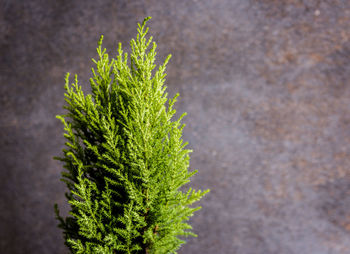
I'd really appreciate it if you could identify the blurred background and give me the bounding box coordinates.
[1,0,350,253]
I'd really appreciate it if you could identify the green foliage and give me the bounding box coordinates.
[54,17,209,254]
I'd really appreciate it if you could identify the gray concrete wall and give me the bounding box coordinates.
[1,0,350,253]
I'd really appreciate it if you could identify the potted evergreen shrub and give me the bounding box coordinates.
[54,17,209,254]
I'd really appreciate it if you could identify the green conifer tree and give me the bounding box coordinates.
[54,17,209,254]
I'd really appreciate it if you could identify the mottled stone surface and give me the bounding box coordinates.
[1,0,350,253]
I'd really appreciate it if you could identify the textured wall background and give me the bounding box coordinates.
[1,0,350,253]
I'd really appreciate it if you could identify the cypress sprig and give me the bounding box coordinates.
[54,17,209,254]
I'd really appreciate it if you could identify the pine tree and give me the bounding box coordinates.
[54,17,209,254]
